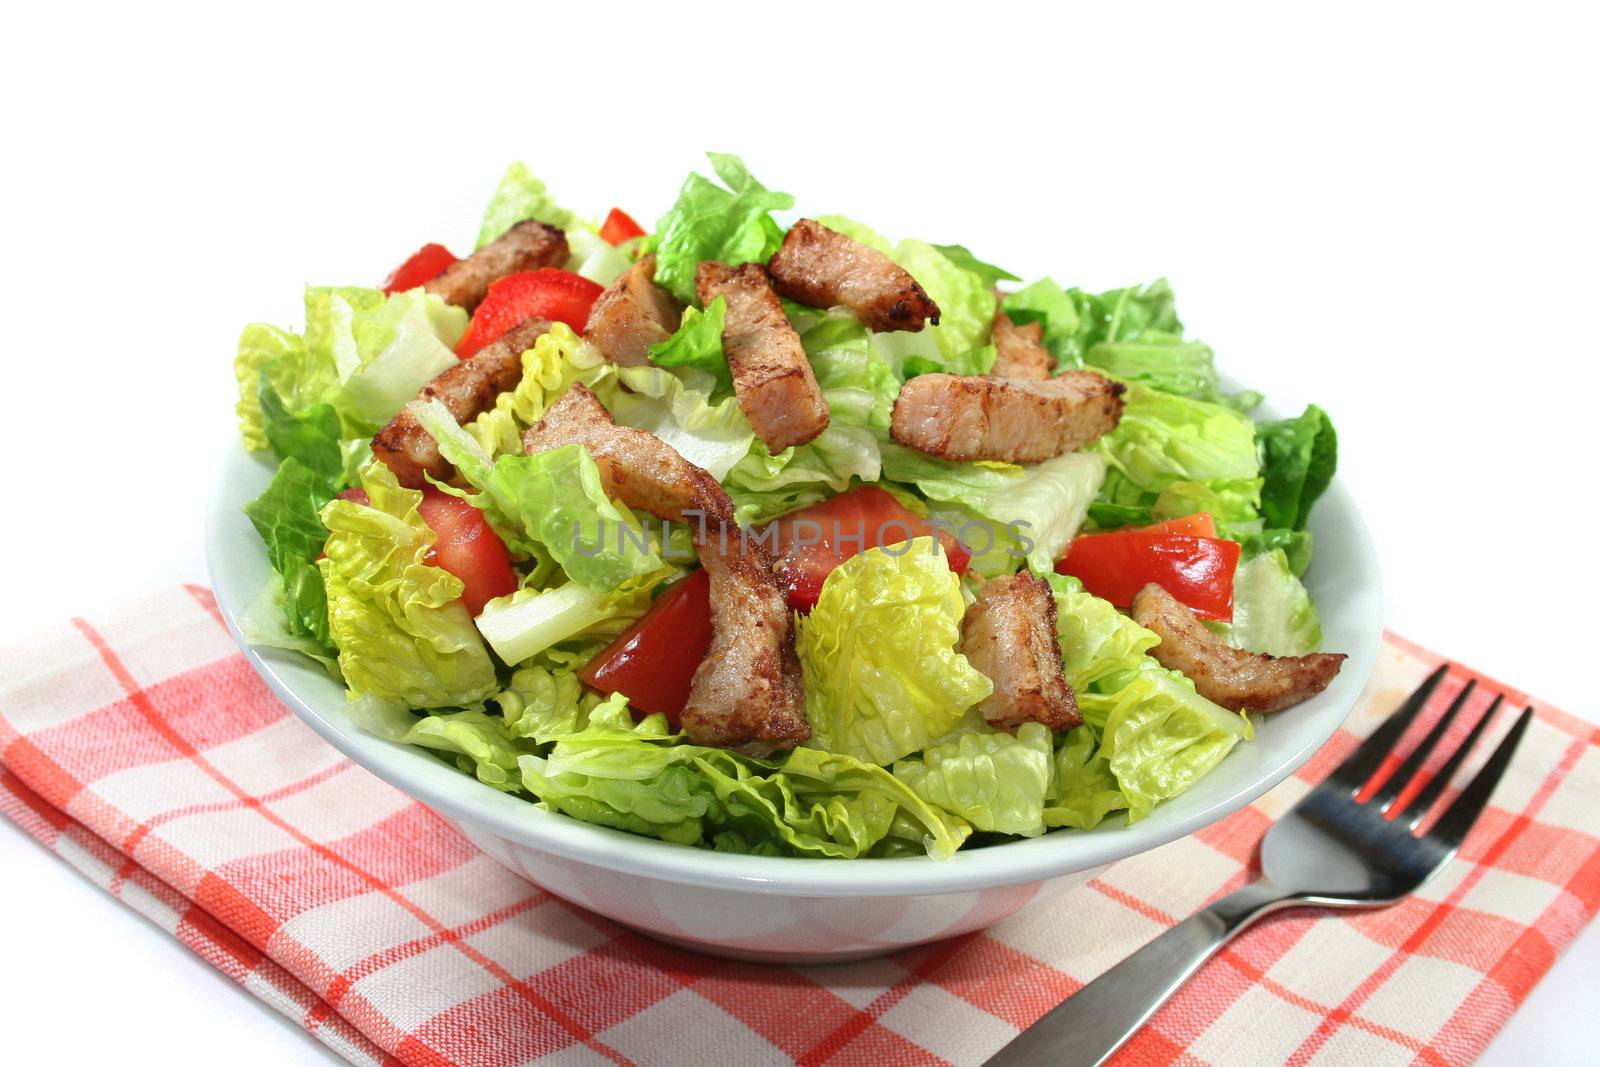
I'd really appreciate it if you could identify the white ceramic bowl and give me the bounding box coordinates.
[207,404,1381,964]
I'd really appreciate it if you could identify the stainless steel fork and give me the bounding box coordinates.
[985,665,1532,1067]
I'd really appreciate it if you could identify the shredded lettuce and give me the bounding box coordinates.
[797,540,992,766]
[651,154,793,305]
[317,464,497,708]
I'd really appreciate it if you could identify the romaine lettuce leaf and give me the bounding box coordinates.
[891,239,995,361]
[1000,278,1084,369]
[651,154,793,304]
[1212,548,1322,656]
[476,161,581,249]
[235,324,318,452]
[929,244,1018,287]
[1095,383,1262,528]
[474,578,664,666]
[1079,664,1251,822]
[1044,573,1160,690]
[1257,404,1337,531]
[1042,726,1128,829]
[646,295,730,391]
[882,447,1106,573]
[242,456,337,651]
[610,364,754,480]
[400,709,535,791]
[812,215,891,254]
[894,722,1053,837]
[317,463,498,708]
[797,539,992,766]
[464,322,613,458]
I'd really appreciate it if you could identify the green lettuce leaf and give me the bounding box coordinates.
[1080,665,1251,822]
[812,215,891,254]
[476,161,580,249]
[1095,383,1262,528]
[610,364,754,480]
[243,457,336,650]
[474,577,665,666]
[883,447,1106,573]
[797,539,992,766]
[1042,726,1128,829]
[1212,548,1322,656]
[929,243,1019,287]
[463,323,613,458]
[894,722,1053,837]
[651,154,793,304]
[1044,573,1160,690]
[235,324,318,452]
[646,296,730,391]
[891,239,995,360]
[317,463,498,708]
[400,709,536,791]
[1257,404,1337,531]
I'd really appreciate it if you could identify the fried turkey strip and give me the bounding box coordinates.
[372,317,552,489]
[890,371,1125,463]
[962,573,1081,732]
[521,384,809,753]
[423,220,570,313]
[1131,583,1346,713]
[583,254,682,366]
[766,218,940,332]
[696,261,829,452]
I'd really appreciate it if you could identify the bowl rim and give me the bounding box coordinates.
[208,411,1382,899]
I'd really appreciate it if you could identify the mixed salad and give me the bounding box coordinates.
[234,155,1343,859]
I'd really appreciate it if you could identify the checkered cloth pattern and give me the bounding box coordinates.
[2,586,1596,1066]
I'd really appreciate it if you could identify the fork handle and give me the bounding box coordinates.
[984,879,1298,1066]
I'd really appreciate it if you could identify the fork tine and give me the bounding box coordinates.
[1400,695,1502,829]
[1423,706,1533,851]
[1329,663,1450,792]
[1369,679,1476,812]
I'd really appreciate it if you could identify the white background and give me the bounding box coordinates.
[1,3,1595,1063]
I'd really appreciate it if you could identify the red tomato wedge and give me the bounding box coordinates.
[580,569,713,724]
[1055,531,1240,621]
[414,490,518,615]
[383,243,457,294]
[762,486,971,612]
[599,207,646,245]
[456,269,604,358]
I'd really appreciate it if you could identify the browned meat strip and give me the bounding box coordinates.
[890,371,1124,463]
[696,261,829,452]
[962,574,1081,732]
[422,220,569,313]
[767,218,940,332]
[584,254,682,366]
[1131,583,1346,713]
[991,304,1054,380]
[372,318,551,488]
[522,384,809,753]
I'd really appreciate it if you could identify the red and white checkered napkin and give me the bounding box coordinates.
[2,587,1597,1066]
